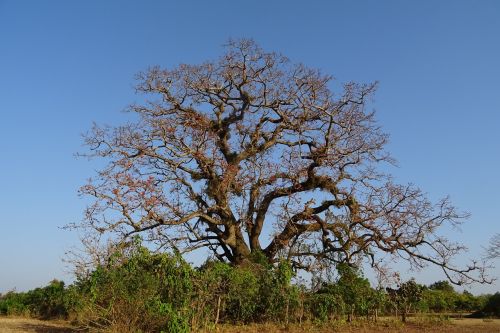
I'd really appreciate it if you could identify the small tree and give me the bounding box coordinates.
[335,264,372,321]
[368,287,387,322]
[454,290,479,315]
[429,280,455,293]
[481,292,500,317]
[395,279,423,322]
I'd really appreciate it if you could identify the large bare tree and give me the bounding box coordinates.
[76,39,487,284]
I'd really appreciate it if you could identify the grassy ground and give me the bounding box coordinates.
[0,317,499,333]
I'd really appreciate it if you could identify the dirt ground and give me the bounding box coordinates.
[213,319,500,333]
[0,317,76,333]
[0,317,499,333]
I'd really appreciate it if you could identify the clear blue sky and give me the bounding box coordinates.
[0,0,499,294]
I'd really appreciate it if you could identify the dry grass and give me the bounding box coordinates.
[209,318,500,333]
[0,317,76,333]
[1,316,499,333]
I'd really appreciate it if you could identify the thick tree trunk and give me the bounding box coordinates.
[231,236,252,265]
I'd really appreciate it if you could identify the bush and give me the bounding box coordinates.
[482,293,500,317]
[306,265,379,322]
[308,285,345,322]
[0,280,69,319]
[0,291,30,316]
[194,258,298,325]
[72,245,193,332]
[3,244,495,331]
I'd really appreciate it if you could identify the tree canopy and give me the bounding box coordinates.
[76,39,488,285]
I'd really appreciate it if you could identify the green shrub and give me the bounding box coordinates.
[0,291,30,316]
[479,292,500,317]
[194,258,299,325]
[0,280,69,319]
[72,244,194,332]
[4,244,493,330]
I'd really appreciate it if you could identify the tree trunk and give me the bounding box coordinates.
[285,298,289,325]
[401,307,407,323]
[215,295,221,326]
[347,307,354,322]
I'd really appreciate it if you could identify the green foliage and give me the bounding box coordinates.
[2,245,496,331]
[429,280,455,293]
[69,243,301,331]
[194,259,298,324]
[398,279,423,306]
[309,284,345,321]
[0,280,69,319]
[417,281,485,314]
[225,266,260,322]
[0,291,30,316]
[336,264,373,317]
[385,279,423,322]
[420,289,454,312]
[477,292,500,317]
[257,261,298,322]
[306,264,381,322]
[73,244,194,332]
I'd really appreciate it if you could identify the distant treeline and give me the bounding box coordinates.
[0,244,498,332]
